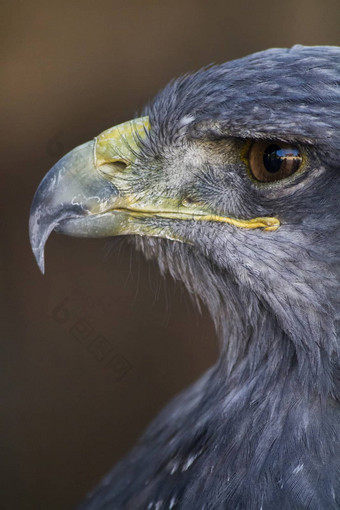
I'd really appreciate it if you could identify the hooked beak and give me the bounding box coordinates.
[29,116,280,274]
[29,117,151,273]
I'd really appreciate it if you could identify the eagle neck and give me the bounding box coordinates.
[212,288,337,400]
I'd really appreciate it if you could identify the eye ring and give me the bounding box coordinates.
[248,141,303,183]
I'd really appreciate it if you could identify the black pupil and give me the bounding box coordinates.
[263,144,300,174]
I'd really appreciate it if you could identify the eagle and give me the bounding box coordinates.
[29,46,340,509]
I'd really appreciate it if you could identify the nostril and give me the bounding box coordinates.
[98,160,129,179]
[182,197,195,207]
[113,161,128,171]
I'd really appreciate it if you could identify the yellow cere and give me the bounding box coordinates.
[95,116,150,167]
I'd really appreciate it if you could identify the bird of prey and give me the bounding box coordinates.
[29,45,340,509]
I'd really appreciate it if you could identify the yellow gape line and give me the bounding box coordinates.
[195,215,280,231]
[117,209,281,232]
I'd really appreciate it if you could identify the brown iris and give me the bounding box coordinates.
[249,141,302,183]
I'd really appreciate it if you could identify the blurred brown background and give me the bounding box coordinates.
[1,1,339,508]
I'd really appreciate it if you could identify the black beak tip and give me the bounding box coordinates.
[29,188,58,275]
[29,211,47,275]
[33,246,45,275]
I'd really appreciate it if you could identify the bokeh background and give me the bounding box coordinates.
[2,1,339,508]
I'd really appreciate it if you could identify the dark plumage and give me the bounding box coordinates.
[30,46,340,509]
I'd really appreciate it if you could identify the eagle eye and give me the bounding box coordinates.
[248,141,302,183]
